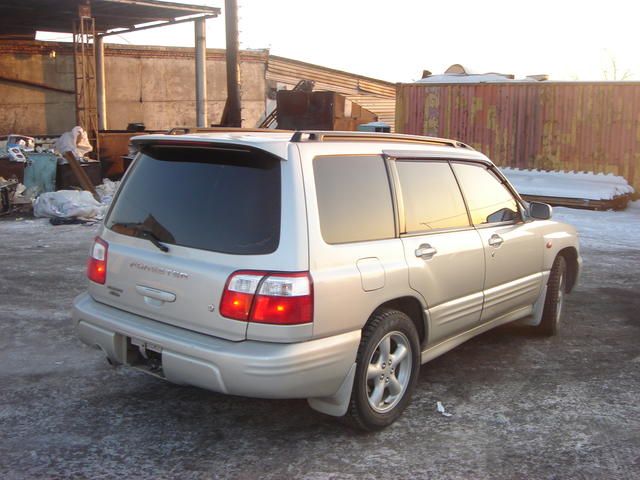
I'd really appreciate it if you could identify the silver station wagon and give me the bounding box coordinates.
[73,130,581,430]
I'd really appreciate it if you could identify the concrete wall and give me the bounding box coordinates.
[0,44,75,135]
[0,41,268,135]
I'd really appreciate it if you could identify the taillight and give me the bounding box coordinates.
[220,271,313,325]
[252,273,313,325]
[87,237,108,284]
[219,271,265,320]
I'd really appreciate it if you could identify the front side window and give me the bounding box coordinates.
[313,155,395,244]
[452,163,520,225]
[395,160,469,232]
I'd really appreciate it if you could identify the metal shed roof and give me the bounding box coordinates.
[0,0,220,35]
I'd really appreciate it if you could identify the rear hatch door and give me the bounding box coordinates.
[91,142,283,341]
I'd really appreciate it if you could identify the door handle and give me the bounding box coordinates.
[488,234,504,247]
[415,244,437,259]
[136,285,176,303]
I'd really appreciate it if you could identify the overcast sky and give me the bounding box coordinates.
[39,0,639,82]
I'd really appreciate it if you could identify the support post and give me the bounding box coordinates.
[96,36,107,130]
[220,0,241,127]
[194,17,208,128]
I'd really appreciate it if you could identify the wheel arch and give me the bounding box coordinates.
[557,247,579,293]
[308,297,427,421]
[372,296,427,346]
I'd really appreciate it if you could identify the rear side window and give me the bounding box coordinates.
[106,145,281,254]
[452,162,520,225]
[396,160,470,232]
[313,155,395,244]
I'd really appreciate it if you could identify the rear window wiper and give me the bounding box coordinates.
[110,222,170,253]
[139,229,169,253]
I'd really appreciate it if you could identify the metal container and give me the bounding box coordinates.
[396,82,640,193]
[277,91,377,131]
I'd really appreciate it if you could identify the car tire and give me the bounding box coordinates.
[344,309,420,431]
[538,255,567,336]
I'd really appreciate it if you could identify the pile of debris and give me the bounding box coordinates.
[0,127,117,220]
[0,176,19,215]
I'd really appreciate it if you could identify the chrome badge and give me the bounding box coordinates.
[129,262,189,280]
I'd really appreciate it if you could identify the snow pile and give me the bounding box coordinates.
[500,168,635,200]
[416,74,538,84]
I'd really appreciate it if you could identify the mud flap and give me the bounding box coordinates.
[516,282,548,326]
[307,362,356,417]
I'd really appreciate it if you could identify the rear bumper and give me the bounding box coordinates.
[72,292,360,400]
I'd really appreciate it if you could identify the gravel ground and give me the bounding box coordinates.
[0,207,639,479]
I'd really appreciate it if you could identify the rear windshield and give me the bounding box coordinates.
[106,144,281,255]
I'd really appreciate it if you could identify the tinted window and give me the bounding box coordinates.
[313,155,394,244]
[396,161,469,232]
[452,163,520,225]
[106,145,281,254]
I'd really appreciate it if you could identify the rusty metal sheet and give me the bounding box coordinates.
[267,56,396,131]
[276,91,377,131]
[0,0,220,35]
[396,82,640,193]
[268,56,396,99]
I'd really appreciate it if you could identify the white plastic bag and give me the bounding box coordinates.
[33,190,106,219]
[95,178,120,205]
[54,126,93,161]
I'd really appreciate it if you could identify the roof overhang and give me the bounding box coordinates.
[0,0,220,36]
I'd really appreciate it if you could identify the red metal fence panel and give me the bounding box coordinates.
[396,82,640,192]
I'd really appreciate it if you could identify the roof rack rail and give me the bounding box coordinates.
[167,127,292,135]
[290,131,473,149]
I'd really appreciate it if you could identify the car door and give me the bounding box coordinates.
[451,162,544,322]
[393,159,486,344]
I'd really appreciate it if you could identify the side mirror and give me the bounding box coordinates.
[529,201,552,220]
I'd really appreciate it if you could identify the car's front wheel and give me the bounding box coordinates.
[345,309,420,430]
[538,255,567,336]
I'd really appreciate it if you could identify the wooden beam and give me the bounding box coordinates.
[62,152,100,202]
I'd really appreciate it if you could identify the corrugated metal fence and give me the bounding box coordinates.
[396,82,640,192]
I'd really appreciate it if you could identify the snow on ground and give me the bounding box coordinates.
[553,201,640,251]
[1,197,638,479]
[0,217,99,249]
[502,167,635,200]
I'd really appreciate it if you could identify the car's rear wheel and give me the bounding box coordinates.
[345,309,420,430]
[538,255,567,336]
